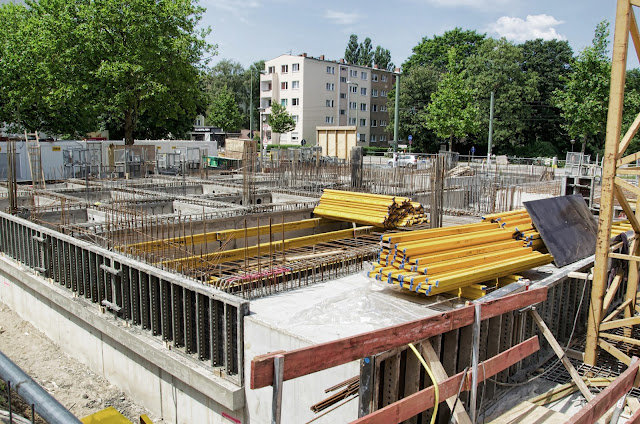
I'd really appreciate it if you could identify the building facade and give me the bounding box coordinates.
[260,54,396,148]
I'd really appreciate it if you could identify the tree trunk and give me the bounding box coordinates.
[124,108,135,145]
[448,134,453,152]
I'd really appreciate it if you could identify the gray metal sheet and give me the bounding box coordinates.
[524,194,597,268]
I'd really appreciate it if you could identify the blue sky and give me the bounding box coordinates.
[200,0,628,69]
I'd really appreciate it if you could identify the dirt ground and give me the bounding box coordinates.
[0,301,164,423]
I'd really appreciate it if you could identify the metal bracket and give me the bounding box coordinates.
[100,264,122,277]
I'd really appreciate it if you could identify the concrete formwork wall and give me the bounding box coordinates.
[316,126,356,160]
[0,257,245,424]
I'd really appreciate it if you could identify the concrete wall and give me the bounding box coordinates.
[0,256,245,424]
[244,317,358,424]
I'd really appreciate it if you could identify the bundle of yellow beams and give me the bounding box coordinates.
[482,209,546,251]
[368,212,553,297]
[313,189,427,229]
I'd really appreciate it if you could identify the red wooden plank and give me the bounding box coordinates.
[567,358,640,424]
[626,407,640,424]
[250,286,547,389]
[350,336,540,424]
[251,287,546,389]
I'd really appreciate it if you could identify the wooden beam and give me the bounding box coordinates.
[421,341,472,424]
[617,166,640,175]
[616,176,640,198]
[618,111,640,158]
[600,331,640,347]
[618,150,640,167]
[603,272,625,313]
[632,7,640,63]
[609,252,640,262]
[599,339,632,365]
[614,184,640,233]
[250,287,547,389]
[566,358,639,424]
[530,309,594,401]
[603,298,633,323]
[349,337,540,424]
[587,0,633,366]
[599,316,640,331]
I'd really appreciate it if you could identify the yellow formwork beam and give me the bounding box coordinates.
[323,189,411,203]
[481,209,528,221]
[407,240,522,266]
[415,247,533,275]
[382,222,499,244]
[126,218,331,253]
[398,229,514,257]
[161,226,373,269]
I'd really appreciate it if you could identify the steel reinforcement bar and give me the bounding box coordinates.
[0,210,249,386]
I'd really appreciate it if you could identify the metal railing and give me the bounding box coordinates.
[0,211,249,386]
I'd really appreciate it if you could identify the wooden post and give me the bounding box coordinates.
[585,0,631,366]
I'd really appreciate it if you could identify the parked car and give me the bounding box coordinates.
[388,154,418,168]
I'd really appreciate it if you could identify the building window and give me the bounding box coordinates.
[326,66,335,74]
[361,71,367,80]
[381,90,387,97]
[326,99,334,107]
[380,135,387,142]
[326,83,335,91]
[360,103,367,111]
[372,89,378,97]
[325,116,335,124]
[340,76,347,83]
[281,65,288,73]
[340,109,346,115]
[360,87,367,96]
[372,73,378,82]
[372,104,378,112]
[380,105,387,112]
[349,117,356,125]
[292,80,299,89]
[370,134,377,142]
[371,119,377,127]
[360,118,366,126]
[350,69,358,78]
[381,75,388,82]
[380,120,387,126]
[281,82,288,90]
[266,82,272,91]
[292,98,300,106]
[281,99,288,106]
[350,85,358,93]
[341,66,347,71]
[291,132,299,141]
[359,133,365,142]
[292,63,299,72]
[195,118,202,126]
[340,93,346,99]
[292,115,299,123]
[268,66,275,74]
[349,101,357,109]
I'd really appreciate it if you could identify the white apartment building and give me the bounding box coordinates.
[259,54,395,148]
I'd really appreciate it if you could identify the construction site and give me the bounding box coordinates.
[4,3,640,424]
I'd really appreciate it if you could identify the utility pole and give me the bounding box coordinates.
[393,73,400,154]
[487,91,494,164]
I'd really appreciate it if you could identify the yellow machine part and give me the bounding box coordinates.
[81,407,137,424]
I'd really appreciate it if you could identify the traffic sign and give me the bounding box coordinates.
[408,135,413,141]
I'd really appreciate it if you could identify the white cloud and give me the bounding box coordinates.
[487,14,566,42]
[324,10,360,25]
[205,0,261,23]
[425,0,512,8]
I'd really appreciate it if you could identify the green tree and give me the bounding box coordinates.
[268,102,296,138]
[388,65,441,152]
[374,46,394,71]
[403,28,485,72]
[358,37,374,67]
[520,39,573,155]
[466,38,539,154]
[552,21,611,154]
[426,49,479,151]
[246,60,265,131]
[206,85,243,132]
[345,34,360,64]
[0,0,214,144]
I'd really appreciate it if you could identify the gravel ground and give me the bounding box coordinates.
[0,301,164,423]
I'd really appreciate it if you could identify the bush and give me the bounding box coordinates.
[266,144,302,151]
[362,146,389,155]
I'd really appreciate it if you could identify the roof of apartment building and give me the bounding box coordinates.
[266,53,399,74]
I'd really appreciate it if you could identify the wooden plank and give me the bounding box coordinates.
[618,150,640,167]
[609,252,640,262]
[599,339,632,365]
[489,401,570,424]
[631,8,640,65]
[600,331,640,347]
[350,337,540,424]
[614,184,640,233]
[599,316,640,332]
[250,287,548,389]
[422,339,472,424]
[603,299,633,323]
[603,272,624,313]
[618,112,640,158]
[566,358,640,424]
[530,309,594,401]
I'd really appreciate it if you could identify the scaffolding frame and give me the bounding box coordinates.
[586,0,640,365]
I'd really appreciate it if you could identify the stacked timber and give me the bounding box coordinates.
[313,189,427,229]
[369,218,553,298]
[482,209,546,251]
